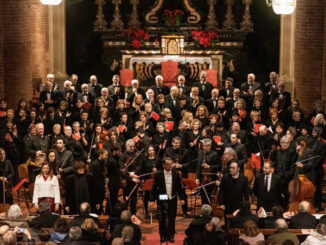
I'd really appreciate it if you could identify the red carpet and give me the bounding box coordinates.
[144,233,186,245]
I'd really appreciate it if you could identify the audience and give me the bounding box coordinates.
[231,201,259,228]
[70,202,101,227]
[50,218,69,243]
[30,201,59,229]
[239,220,264,245]
[289,201,317,229]
[301,223,326,244]
[266,219,299,245]
[81,218,101,242]
[62,226,90,245]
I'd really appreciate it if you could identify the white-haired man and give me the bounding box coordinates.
[164,86,181,120]
[176,75,190,95]
[194,71,213,100]
[125,79,146,102]
[108,74,125,101]
[151,75,170,97]
[240,73,261,94]
[88,75,103,98]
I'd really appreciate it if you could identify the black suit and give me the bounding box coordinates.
[25,135,50,158]
[289,212,317,229]
[219,173,250,214]
[108,84,125,104]
[205,98,219,113]
[219,87,234,99]
[177,85,190,96]
[55,149,74,175]
[253,173,282,211]
[151,85,170,97]
[227,142,247,170]
[164,94,181,121]
[150,170,185,240]
[39,90,60,108]
[30,211,60,229]
[78,92,95,106]
[240,82,261,93]
[194,81,213,100]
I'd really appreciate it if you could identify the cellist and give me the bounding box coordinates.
[195,139,219,205]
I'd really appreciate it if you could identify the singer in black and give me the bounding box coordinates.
[0,148,14,204]
[150,157,185,243]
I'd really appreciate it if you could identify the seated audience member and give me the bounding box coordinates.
[301,223,326,245]
[200,217,225,245]
[112,237,124,245]
[121,225,134,244]
[50,218,69,243]
[30,201,59,229]
[111,210,141,244]
[5,204,29,228]
[239,220,264,245]
[266,219,299,245]
[185,204,213,245]
[289,201,317,229]
[0,222,10,235]
[81,218,100,243]
[3,228,34,245]
[231,201,259,228]
[107,202,128,233]
[62,226,90,245]
[38,230,51,243]
[70,202,100,227]
[263,205,284,228]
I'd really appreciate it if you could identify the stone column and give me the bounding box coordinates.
[3,0,33,107]
[279,12,296,96]
[48,0,68,83]
[31,0,49,92]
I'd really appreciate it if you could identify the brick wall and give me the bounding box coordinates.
[322,3,326,103]
[294,0,325,113]
[3,0,33,108]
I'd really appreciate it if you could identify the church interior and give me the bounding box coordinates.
[0,0,326,244]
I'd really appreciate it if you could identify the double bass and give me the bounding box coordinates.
[288,141,317,213]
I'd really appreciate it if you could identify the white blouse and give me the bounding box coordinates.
[32,175,61,204]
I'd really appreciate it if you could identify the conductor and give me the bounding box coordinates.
[150,157,185,243]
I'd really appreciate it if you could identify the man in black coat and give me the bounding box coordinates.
[176,75,190,96]
[269,81,291,109]
[289,201,317,229]
[196,139,220,205]
[164,86,181,121]
[151,75,170,97]
[39,81,60,109]
[90,148,108,214]
[70,202,101,227]
[55,138,74,176]
[150,157,185,243]
[30,201,60,229]
[87,75,103,98]
[257,125,275,160]
[227,133,247,170]
[65,162,100,214]
[79,83,95,106]
[253,161,282,211]
[218,161,250,214]
[108,74,125,103]
[193,71,213,100]
[240,73,261,94]
[25,123,50,159]
[205,88,220,113]
[219,77,234,99]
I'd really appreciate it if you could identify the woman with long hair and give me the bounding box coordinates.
[239,220,264,244]
[195,105,209,128]
[32,162,61,213]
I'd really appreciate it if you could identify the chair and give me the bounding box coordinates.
[182,178,199,215]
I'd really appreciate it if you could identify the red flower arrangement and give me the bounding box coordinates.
[163,9,184,26]
[191,30,219,48]
[121,29,150,49]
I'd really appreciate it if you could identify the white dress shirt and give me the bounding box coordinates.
[264,173,272,192]
[164,170,172,199]
[32,175,61,204]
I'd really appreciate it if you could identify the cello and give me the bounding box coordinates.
[288,141,318,213]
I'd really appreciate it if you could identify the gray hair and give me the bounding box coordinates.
[316,223,326,236]
[210,217,222,230]
[7,204,22,219]
[275,218,288,232]
[299,201,310,212]
[69,226,82,240]
[224,147,237,159]
[155,75,164,81]
[200,204,212,216]
[120,210,132,223]
[122,225,134,243]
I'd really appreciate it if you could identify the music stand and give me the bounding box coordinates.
[182,178,198,215]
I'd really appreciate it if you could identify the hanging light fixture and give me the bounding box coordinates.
[40,0,62,5]
[266,0,296,15]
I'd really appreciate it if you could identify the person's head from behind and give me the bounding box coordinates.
[7,204,22,219]
[80,202,90,216]
[0,223,10,236]
[271,205,284,218]
[81,218,98,232]
[120,210,132,224]
[298,201,310,213]
[210,217,221,231]
[69,226,82,241]
[239,201,251,215]
[38,230,51,242]
[2,230,16,245]
[121,225,134,243]
[275,218,288,232]
[112,202,128,218]
[200,204,212,217]
[38,201,51,214]
[53,218,69,233]
[243,220,259,237]
[112,238,124,245]
[316,223,326,236]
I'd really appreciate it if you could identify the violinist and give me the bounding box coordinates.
[141,145,158,218]
[195,139,220,205]
[152,122,168,155]
[293,139,315,183]
[119,140,141,215]
[90,149,109,214]
[0,148,14,204]
[32,162,60,212]
[253,161,282,212]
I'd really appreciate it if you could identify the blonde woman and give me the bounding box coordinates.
[33,162,60,212]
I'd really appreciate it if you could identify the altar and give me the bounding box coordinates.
[93,0,254,85]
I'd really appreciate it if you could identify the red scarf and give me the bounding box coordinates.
[43,174,49,181]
